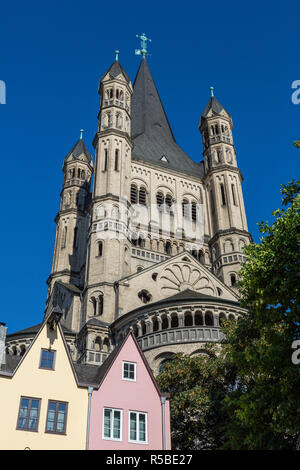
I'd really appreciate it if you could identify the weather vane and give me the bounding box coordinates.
[135,33,152,58]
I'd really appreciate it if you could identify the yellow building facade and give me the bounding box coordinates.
[0,312,89,450]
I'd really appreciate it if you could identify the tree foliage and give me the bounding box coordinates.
[221,179,300,449]
[156,346,231,449]
[158,180,300,450]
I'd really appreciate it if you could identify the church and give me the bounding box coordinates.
[5,36,252,375]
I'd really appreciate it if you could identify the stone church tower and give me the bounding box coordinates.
[6,47,252,374]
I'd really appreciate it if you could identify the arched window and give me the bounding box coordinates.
[184,312,193,327]
[158,358,173,374]
[231,184,238,206]
[156,192,164,210]
[94,337,101,352]
[97,241,103,257]
[171,314,179,328]
[220,183,226,205]
[161,316,169,330]
[152,317,159,332]
[195,311,203,325]
[116,113,122,129]
[230,274,237,286]
[219,313,226,327]
[165,194,173,211]
[182,199,189,218]
[98,295,104,315]
[191,202,197,221]
[91,297,97,316]
[165,241,172,255]
[210,190,215,214]
[61,226,67,248]
[137,236,145,248]
[114,149,119,171]
[205,311,214,326]
[102,338,109,352]
[133,325,139,337]
[104,149,108,171]
[130,184,138,204]
[138,187,147,206]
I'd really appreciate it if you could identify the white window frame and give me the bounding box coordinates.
[102,407,123,442]
[122,361,136,381]
[128,411,148,444]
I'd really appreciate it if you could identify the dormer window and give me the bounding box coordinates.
[122,361,136,381]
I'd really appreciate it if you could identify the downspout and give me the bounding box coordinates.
[86,386,93,450]
[161,396,166,450]
[113,281,119,321]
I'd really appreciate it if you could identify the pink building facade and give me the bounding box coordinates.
[88,333,171,450]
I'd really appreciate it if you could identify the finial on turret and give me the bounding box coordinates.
[210,86,214,98]
[135,33,152,58]
[80,129,84,140]
[115,50,120,61]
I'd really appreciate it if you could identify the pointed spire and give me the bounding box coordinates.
[201,93,231,119]
[64,137,93,164]
[131,58,203,178]
[100,58,130,84]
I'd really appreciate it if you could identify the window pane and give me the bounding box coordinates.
[113,410,121,439]
[18,398,29,429]
[28,400,39,430]
[139,414,146,441]
[56,404,66,432]
[130,412,137,441]
[104,409,111,438]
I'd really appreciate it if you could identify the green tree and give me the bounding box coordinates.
[156,347,230,449]
[222,179,300,449]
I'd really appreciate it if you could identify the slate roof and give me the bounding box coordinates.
[100,60,131,84]
[131,58,204,179]
[74,338,124,386]
[86,318,110,328]
[7,322,75,338]
[201,96,231,119]
[0,354,22,374]
[64,138,93,164]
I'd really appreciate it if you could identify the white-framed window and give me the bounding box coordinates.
[122,361,136,381]
[129,411,147,444]
[102,408,122,441]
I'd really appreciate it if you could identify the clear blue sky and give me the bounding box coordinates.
[0,0,299,333]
